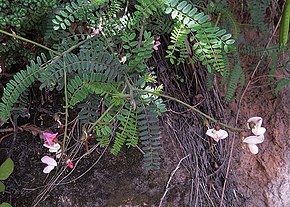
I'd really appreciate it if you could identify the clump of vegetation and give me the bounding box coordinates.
[0,0,288,206]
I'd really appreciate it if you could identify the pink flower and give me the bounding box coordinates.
[153,36,161,51]
[66,157,74,169]
[247,117,266,136]
[91,28,99,36]
[243,116,266,154]
[206,127,228,142]
[243,134,265,154]
[42,132,58,146]
[41,156,57,174]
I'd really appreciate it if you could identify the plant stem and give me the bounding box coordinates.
[135,88,243,132]
[88,103,115,133]
[62,57,69,152]
[0,29,60,56]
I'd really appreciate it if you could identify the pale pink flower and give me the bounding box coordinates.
[41,156,57,174]
[243,134,265,154]
[153,36,161,51]
[206,127,228,142]
[247,117,266,136]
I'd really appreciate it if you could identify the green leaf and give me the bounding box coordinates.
[183,17,190,24]
[60,22,66,30]
[129,41,138,47]
[65,5,73,13]
[188,8,197,16]
[0,202,12,207]
[216,29,227,36]
[52,19,59,25]
[128,33,136,41]
[172,10,178,19]
[64,19,71,26]
[71,2,78,9]
[55,15,63,22]
[170,0,179,7]
[194,12,204,21]
[123,45,130,49]
[225,39,235,45]
[198,15,208,24]
[177,1,187,10]
[165,8,172,14]
[182,4,192,13]
[0,158,14,180]
[221,33,232,41]
[121,36,128,42]
[0,181,4,192]
[224,44,229,53]
[59,10,68,18]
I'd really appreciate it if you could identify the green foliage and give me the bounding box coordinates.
[0,158,14,181]
[95,113,114,147]
[136,99,162,170]
[0,202,12,207]
[247,0,270,35]
[2,0,286,173]
[0,158,14,199]
[275,78,290,96]
[51,0,106,31]
[0,33,165,170]
[225,53,244,103]
[279,0,290,48]
[164,0,235,74]
[0,60,41,123]
[122,31,155,73]
[165,22,190,64]
[112,104,139,155]
[206,2,240,38]
[0,0,57,29]
[238,45,280,57]
[78,99,100,124]
[0,181,4,192]
[0,0,57,68]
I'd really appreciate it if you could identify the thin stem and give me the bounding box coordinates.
[62,56,69,152]
[87,103,115,133]
[0,29,60,56]
[135,89,243,132]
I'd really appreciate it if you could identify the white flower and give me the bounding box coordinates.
[43,143,61,153]
[41,156,57,174]
[247,117,266,135]
[243,134,264,154]
[206,127,228,142]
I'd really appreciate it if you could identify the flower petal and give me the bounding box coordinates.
[219,129,229,139]
[247,117,263,129]
[247,144,259,154]
[43,165,55,174]
[153,41,161,50]
[43,132,58,139]
[206,128,228,142]
[44,143,61,153]
[206,128,216,138]
[66,159,74,169]
[243,135,264,144]
[252,127,266,136]
[41,156,57,166]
